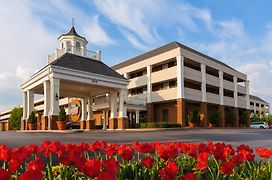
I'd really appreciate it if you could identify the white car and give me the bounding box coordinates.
[250,122,269,129]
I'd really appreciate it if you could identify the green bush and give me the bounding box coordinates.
[9,107,23,130]
[139,122,181,128]
[28,111,36,124]
[95,125,103,129]
[59,107,66,121]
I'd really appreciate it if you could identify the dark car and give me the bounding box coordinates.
[66,122,80,130]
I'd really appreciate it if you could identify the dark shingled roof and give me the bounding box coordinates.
[50,53,127,80]
[250,95,268,104]
[112,41,240,73]
[58,27,87,42]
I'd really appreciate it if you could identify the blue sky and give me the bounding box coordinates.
[0,0,271,112]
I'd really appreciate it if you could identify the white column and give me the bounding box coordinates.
[254,102,257,113]
[22,91,27,119]
[201,64,207,102]
[219,70,224,105]
[43,81,50,116]
[49,78,60,115]
[81,98,87,121]
[27,90,34,118]
[110,91,118,118]
[118,89,127,117]
[135,110,140,124]
[233,76,238,107]
[102,110,107,130]
[124,73,128,79]
[146,65,152,103]
[87,97,93,120]
[245,80,250,109]
[177,55,185,99]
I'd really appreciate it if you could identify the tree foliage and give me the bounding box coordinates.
[9,107,23,130]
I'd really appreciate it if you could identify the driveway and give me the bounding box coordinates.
[0,128,271,149]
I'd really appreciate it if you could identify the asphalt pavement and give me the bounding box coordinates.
[0,128,271,149]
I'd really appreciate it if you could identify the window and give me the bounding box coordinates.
[76,42,81,48]
[162,63,168,70]
[163,82,169,90]
[162,109,169,122]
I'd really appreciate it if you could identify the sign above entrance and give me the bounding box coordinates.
[69,99,81,122]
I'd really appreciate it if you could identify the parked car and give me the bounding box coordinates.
[250,121,269,129]
[66,122,80,130]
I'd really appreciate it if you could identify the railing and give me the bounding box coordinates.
[48,46,101,64]
[125,96,146,106]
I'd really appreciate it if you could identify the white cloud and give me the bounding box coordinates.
[121,30,148,51]
[83,16,114,46]
[93,0,162,49]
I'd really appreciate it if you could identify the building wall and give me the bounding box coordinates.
[153,101,177,123]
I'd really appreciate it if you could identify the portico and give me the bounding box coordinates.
[21,27,129,130]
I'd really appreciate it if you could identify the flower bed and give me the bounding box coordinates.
[0,141,271,180]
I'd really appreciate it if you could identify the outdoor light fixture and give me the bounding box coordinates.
[55,93,59,100]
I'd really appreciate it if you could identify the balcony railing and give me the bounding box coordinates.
[48,46,101,64]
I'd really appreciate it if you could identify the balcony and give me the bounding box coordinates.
[128,75,147,89]
[223,80,234,91]
[125,96,146,106]
[238,96,247,108]
[206,74,220,86]
[184,67,201,82]
[207,92,220,104]
[152,87,177,102]
[48,47,101,64]
[237,84,246,94]
[184,87,202,102]
[151,66,177,84]
[224,96,234,107]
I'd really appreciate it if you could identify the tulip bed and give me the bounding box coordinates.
[0,141,272,180]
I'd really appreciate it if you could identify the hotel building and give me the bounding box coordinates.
[0,28,270,130]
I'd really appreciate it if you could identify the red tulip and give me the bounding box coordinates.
[104,144,118,156]
[195,162,207,171]
[8,159,21,173]
[103,158,120,174]
[26,158,45,172]
[197,152,208,163]
[19,170,43,180]
[89,141,106,152]
[0,168,11,180]
[220,161,234,175]
[83,158,102,178]
[166,161,179,175]
[97,171,116,180]
[141,157,154,169]
[182,172,196,180]
[0,145,10,161]
[117,145,134,161]
[256,147,271,159]
[132,142,155,154]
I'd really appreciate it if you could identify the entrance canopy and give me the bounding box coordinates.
[21,52,129,130]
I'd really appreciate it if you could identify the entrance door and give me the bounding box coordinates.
[162,109,169,122]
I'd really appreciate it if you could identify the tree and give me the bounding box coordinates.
[9,107,23,130]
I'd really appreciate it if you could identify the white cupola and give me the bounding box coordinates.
[48,26,101,64]
[58,26,88,54]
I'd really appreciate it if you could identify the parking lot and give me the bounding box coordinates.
[0,128,271,149]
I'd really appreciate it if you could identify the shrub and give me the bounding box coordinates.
[59,107,66,121]
[139,122,181,128]
[95,125,103,129]
[9,107,23,130]
[28,111,36,124]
